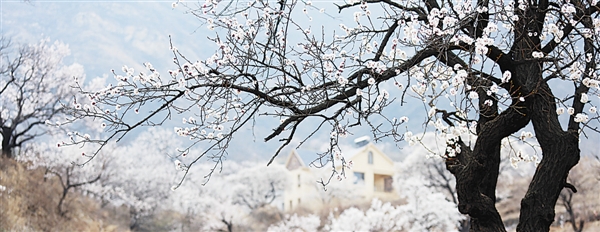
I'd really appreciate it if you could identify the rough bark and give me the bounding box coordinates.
[448,106,529,231]
[509,1,583,226]
[1,127,13,159]
[516,82,580,230]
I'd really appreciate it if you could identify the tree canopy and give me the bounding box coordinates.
[65,0,600,231]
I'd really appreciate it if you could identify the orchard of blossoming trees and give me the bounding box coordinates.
[63,0,599,231]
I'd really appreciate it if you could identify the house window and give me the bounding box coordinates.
[354,172,365,184]
[298,198,301,205]
[290,200,293,209]
[368,151,374,164]
[297,174,301,188]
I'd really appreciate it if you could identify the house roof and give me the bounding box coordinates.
[285,141,394,170]
[285,149,330,170]
[354,143,395,164]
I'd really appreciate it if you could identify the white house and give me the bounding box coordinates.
[282,139,397,212]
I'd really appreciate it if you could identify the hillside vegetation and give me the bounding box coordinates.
[2,155,599,231]
[1,157,128,231]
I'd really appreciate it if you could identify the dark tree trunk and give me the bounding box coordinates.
[129,207,140,231]
[516,82,580,230]
[221,219,233,232]
[447,106,529,231]
[443,0,586,228]
[517,133,579,230]
[560,188,585,232]
[1,127,13,159]
[57,186,69,216]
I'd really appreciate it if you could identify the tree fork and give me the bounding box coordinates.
[517,83,581,231]
[448,106,529,231]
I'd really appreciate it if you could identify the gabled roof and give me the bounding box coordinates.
[285,141,396,171]
[285,150,330,170]
[285,150,303,171]
[353,143,395,164]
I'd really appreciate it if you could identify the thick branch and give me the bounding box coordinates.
[448,106,529,231]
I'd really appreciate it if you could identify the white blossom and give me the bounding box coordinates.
[574,113,588,123]
[368,77,376,85]
[469,91,479,99]
[174,159,182,170]
[484,99,493,106]
[580,93,589,103]
[502,71,512,83]
[428,106,437,117]
[532,51,544,58]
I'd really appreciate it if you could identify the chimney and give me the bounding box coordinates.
[354,136,370,147]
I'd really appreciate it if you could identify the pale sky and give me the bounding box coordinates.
[2,1,208,77]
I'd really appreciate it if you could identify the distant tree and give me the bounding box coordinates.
[96,128,180,231]
[397,176,466,231]
[325,199,404,231]
[268,214,320,232]
[16,141,111,217]
[557,156,600,232]
[398,133,460,204]
[0,38,83,158]
[325,196,461,231]
[228,164,289,210]
[559,187,584,232]
[397,137,466,229]
[195,186,249,232]
[170,161,288,231]
[309,166,362,207]
[68,0,600,230]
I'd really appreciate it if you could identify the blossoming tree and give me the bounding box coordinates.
[0,38,84,158]
[268,214,321,232]
[17,142,110,216]
[170,161,288,231]
[66,0,599,230]
[326,195,463,231]
[96,128,181,230]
